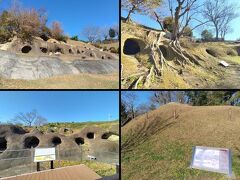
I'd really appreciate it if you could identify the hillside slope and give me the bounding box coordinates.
[121,21,240,89]
[122,103,240,179]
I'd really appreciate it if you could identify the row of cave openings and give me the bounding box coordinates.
[21,45,111,60]
[0,132,115,152]
[123,38,169,59]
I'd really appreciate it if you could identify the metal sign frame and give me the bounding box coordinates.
[34,147,56,163]
[190,146,232,176]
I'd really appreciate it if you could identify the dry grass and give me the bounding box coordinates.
[122,21,240,89]
[122,103,240,179]
[0,73,119,89]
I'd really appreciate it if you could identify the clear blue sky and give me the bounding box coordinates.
[122,0,240,40]
[0,91,119,123]
[1,0,119,40]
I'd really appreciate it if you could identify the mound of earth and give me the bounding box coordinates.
[121,20,240,89]
[0,125,119,170]
[122,103,240,179]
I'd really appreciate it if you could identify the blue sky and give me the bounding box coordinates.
[122,0,240,40]
[0,91,119,123]
[122,91,152,107]
[0,0,119,40]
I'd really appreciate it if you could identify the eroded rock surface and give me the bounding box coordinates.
[0,50,118,80]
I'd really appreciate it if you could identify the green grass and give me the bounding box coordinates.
[122,139,239,180]
[34,120,119,133]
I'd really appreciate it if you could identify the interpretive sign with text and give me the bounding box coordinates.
[34,148,56,162]
[190,146,232,176]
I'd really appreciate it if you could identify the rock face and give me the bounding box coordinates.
[0,50,119,80]
[0,125,119,170]
[0,37,117,60]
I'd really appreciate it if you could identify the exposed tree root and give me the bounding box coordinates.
[122,32,203,89]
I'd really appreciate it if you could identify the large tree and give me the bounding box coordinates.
[142,0,211,82]
[81,26,101,42]
[202,0,237,40]
[12,109,48,127]
[122,0,161,22]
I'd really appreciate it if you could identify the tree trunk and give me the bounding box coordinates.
[126,6,135,22]
[215,24,219,40]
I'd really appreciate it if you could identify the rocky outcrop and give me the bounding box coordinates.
[0,50,118,80]
[0,125,119,170]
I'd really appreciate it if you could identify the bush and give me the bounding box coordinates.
[110,47,117,53]
[163,17,174,32]
[51,21,65,42]
[183,27,193,37]
[70,35,79,41]
[103,46,108,51]
[40,26,52,41]
[57,35,68,43]
[201,30,213,41]
[0,11,15,43]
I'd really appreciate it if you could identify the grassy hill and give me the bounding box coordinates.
[122,103,240,179]
[25,120,119,135]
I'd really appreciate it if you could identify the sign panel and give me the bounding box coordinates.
[34,148,56,162]
[190,146,232,176]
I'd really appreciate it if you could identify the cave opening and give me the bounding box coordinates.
[159,45,168,58]
[24,136,39,148]
[123,39,141,55]
[87,132,94,139]
[75,137,84,145]
[52,137,62,146]
[21,46,32,53]
[0,137,7,153]
[40,47,48,53]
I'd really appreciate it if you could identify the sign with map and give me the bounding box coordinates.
[190,146,232,176]
[34,148,56,162]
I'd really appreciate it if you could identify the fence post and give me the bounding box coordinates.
[116,163,119,174]
[229,108,232,121]
[80,145,83,161]
[58,145,60,167]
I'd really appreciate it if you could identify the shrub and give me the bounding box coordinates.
[51,21,65,42]
[183,27,193,37]
[201,30,213,41]
[110,47,117,53]
[109,28,116,39]
[163,17,174,32]
[0,11,15,43]
[103,46,108,51]
[70,35,79,41]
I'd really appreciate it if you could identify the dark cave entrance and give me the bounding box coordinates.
[69,49,73,54]
[40,47,48,53]
[52,137,62,146]
[55,47,63,54]
[101,132,114,140]
[0,137,7,153]
[75,137,84,145]
[87,132,94,139]
[123,39,141,55]
[24,136,39,148]
[159,45,168,58]
[21,46,32,53]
